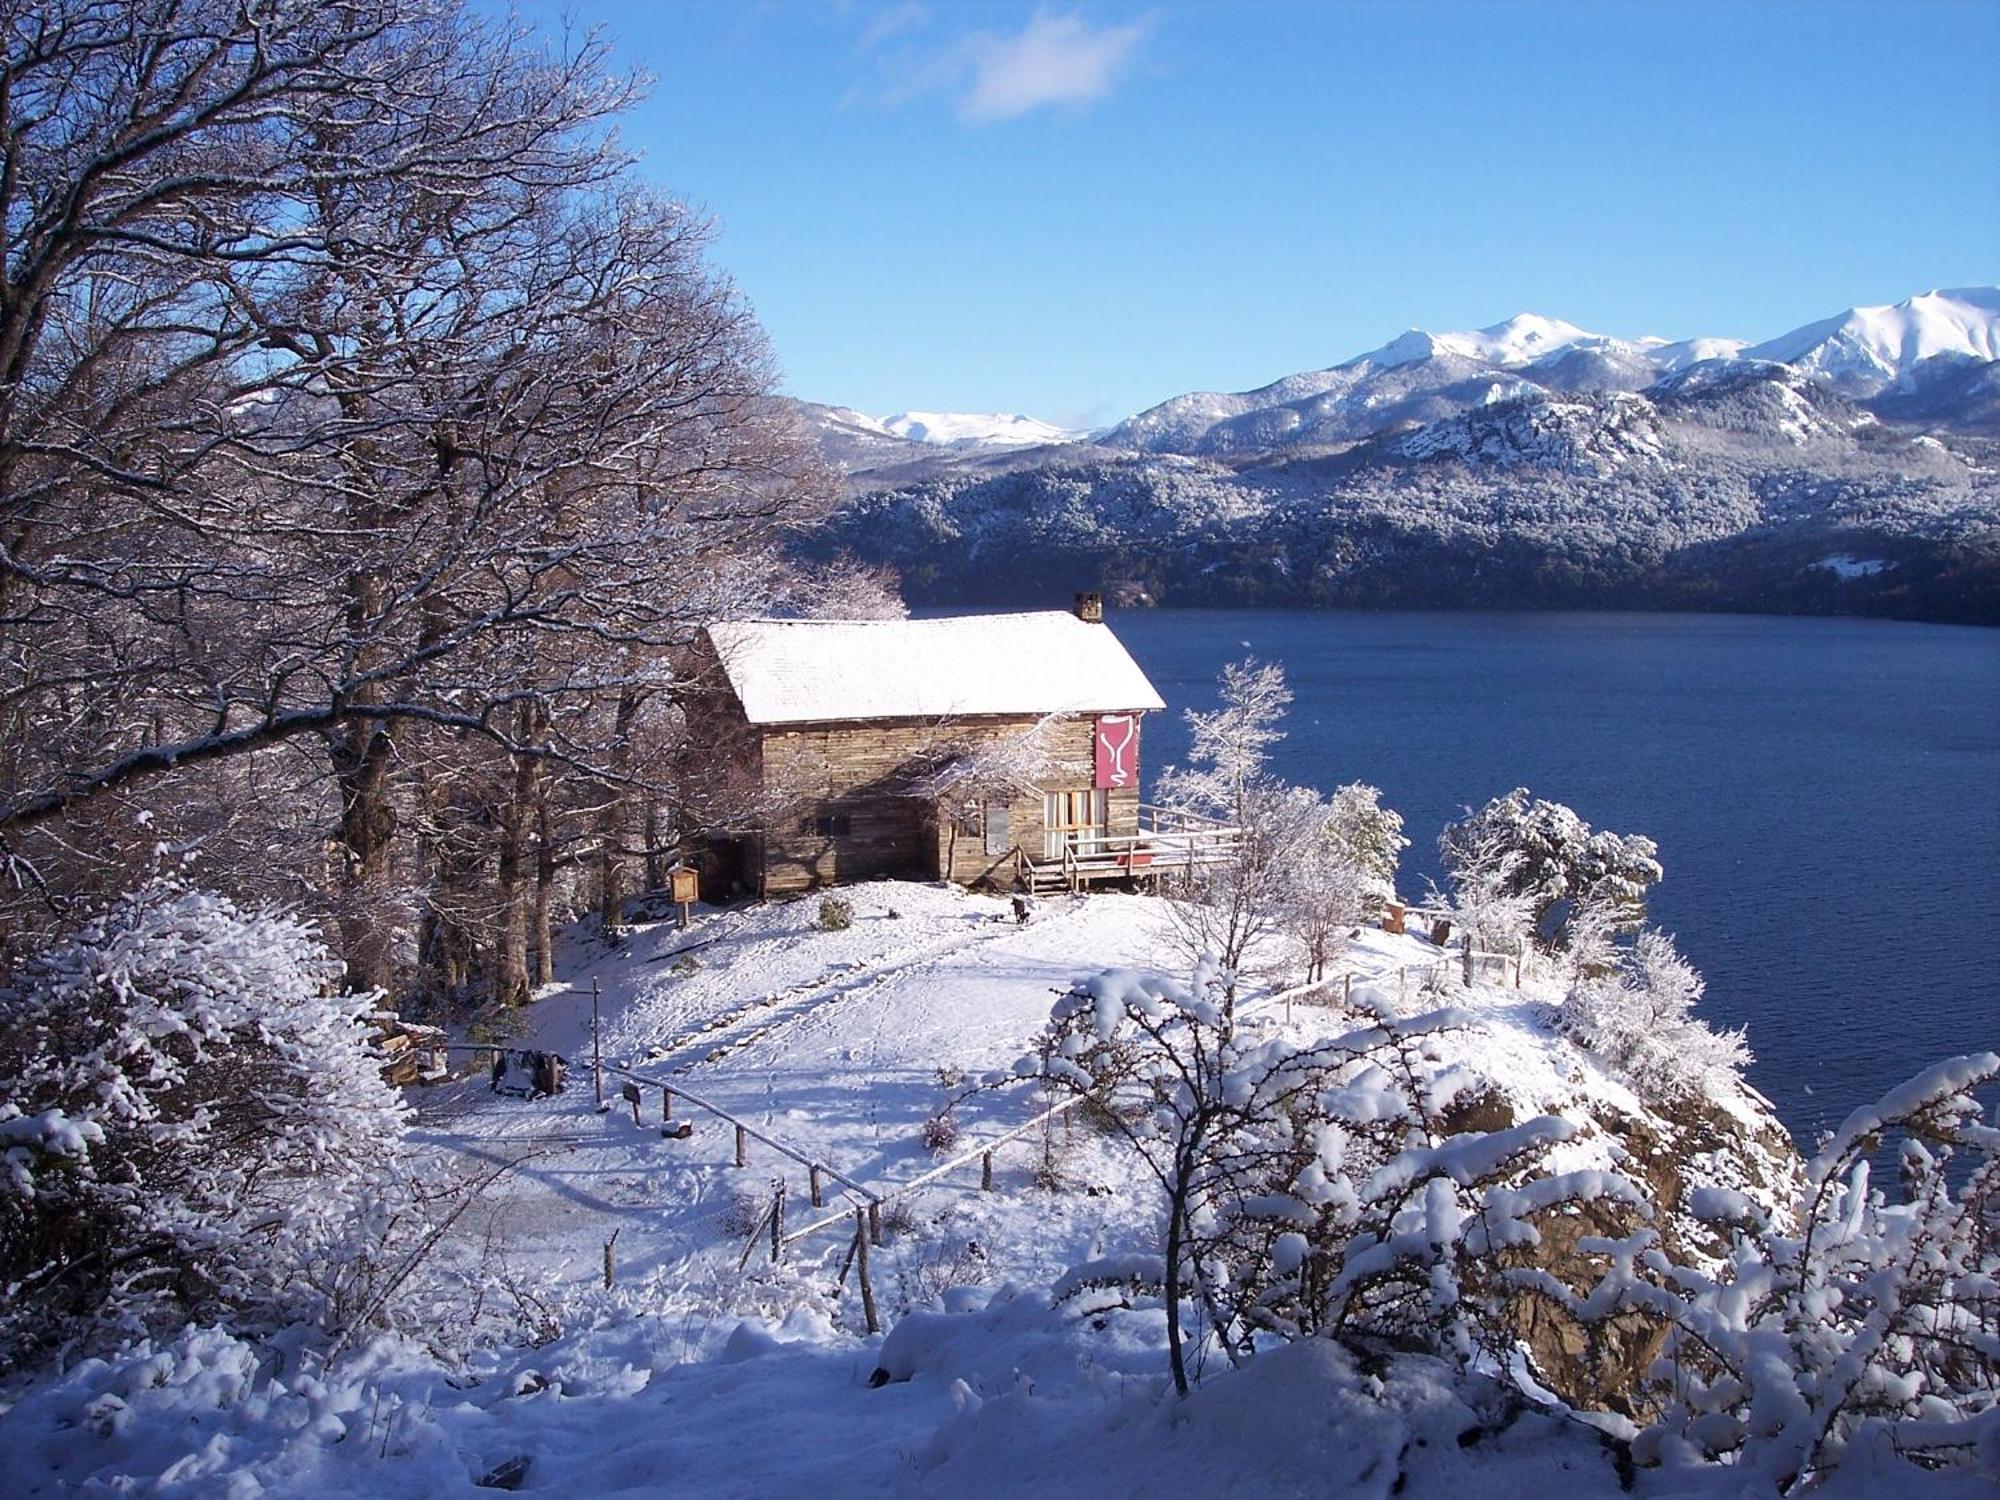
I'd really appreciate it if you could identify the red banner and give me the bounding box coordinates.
[1094,714,1137,790]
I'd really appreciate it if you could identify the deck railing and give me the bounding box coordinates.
[1025,801,1243,891]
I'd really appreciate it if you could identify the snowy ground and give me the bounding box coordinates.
[406,882,1182,1308]
[2,881,1977,1498]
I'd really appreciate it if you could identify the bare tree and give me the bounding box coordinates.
[0,0,840,993]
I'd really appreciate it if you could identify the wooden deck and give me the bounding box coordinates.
[1022,802,1242,893]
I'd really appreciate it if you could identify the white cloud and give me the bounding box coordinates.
[958,10,1152,123]
[856,1,931,53]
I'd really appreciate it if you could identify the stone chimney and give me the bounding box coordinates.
[1073,591,1104,623]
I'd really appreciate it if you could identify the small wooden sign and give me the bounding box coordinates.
[669,863,698,930]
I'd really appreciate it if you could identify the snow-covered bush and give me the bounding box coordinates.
[922,1112,961,1154]
[1031,963,1644,1396]
[0,882,409,1359]
[1622,1052,2000,1489]
[1440,788,1662,945]
[817,895,853,931]
[1558,928,1752,1103]
[1324,782,1409,912]
[1158,662,1403,982]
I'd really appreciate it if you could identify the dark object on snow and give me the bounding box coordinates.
[476,1455,532,1490]
[1011,895,1032,925]
[662,1120,693,1140]
[490,1049,566,1098]
[868,1366,892,1388]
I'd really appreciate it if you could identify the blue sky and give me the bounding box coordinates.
[513,1,1998,427]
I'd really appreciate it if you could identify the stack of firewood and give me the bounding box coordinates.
[365,1011,450,1087]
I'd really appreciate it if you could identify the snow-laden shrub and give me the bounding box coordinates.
[817,895,853,931]
[1155,660,1405,982]
[922,1112,961,1155]
[1029,962,1646,1395]
[1620,1052,2000,1489]
[1325,781,1409,912]
[1440,788,1662,944]
[1558,928,1752,1103]
[0,882,409,1359]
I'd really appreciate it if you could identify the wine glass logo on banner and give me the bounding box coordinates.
[1094,714,1137,789]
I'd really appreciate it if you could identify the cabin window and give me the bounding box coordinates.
[983,801,1012,856]
[1044,788,1107,858]
[801,812,852,837]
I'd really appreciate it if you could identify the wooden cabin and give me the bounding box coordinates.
[689,598,1233,896]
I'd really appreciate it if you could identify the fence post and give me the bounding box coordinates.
[1461,934,1474,987]
[662,1086,673,1123]
[735,1124,748,1168]
[868,1201,883,1246]
[981,1151,994,1192]
[1343,971,1353,1008]
[855,1213,880,1335]
[622,1081,642,1126]
[592,978,604,1110]
[603,1228,619,1290]
[810,1163,825,1208]
[770,1179,785,1264]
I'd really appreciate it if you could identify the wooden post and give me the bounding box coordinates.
[1399,967,1407,1007]
[592,978,604,1110]
[735,1124,748,1169]
[981,1151,994,1192]
[770,1179,786,1264]
[868,1200,883,1246]
[662,1086,673,1123]
[809,1163,824,1208]
[603,1228,619,1290]
[1461,933,1474,987]
[1515,939,1525,989]
[1344,972,1353,1008]
[855,1213,880,1335]
[622,1081,641,1126]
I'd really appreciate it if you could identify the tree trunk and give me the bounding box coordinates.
[330,718,398,998]
[495,702,540,1007]
[534,763,556,988]
[596,687,640,933]
[643,798,666,893]
[1165,1170,1192,1397]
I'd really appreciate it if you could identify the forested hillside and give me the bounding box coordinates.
[813,366,2000,622]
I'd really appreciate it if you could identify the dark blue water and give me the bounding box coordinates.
[1106,609,2000,1144]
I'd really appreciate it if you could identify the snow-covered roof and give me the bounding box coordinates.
[705,612,1166,726]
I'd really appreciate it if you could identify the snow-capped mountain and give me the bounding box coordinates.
[1742,287,2000,392]
[801,291,1997,481]
[802,288,2000,622]
[812,345,1999,625]
[1093,288,2000,458]
[879,410,1081,449]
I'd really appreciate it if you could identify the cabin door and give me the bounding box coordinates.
[1044,788,1108,859]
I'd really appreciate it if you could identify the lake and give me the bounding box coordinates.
[1106,608,2000,1144]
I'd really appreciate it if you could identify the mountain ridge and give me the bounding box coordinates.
[796,288,2000,625]
[800,287,2000,466]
